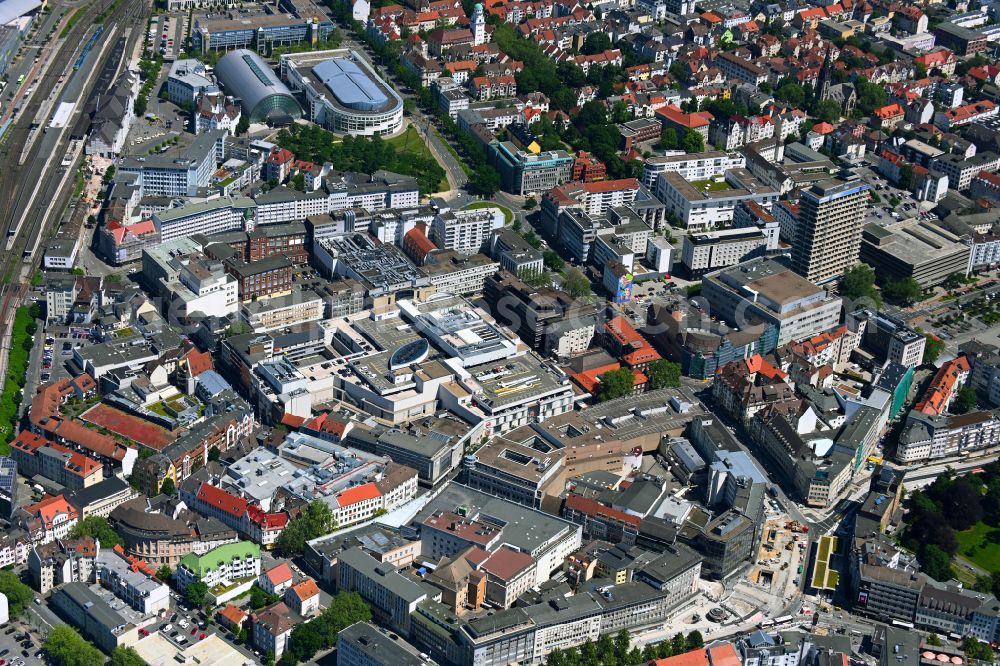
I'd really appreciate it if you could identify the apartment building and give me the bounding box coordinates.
[11,431,103,491]
[175,541,261,591]
[641,151,746,189]
[430,207,505,253]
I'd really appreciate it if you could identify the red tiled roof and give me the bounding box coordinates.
[218,604,248,628]
[480,545,534,581]
[564,493,641,528]
[334,482,381,507]
[873,103,904,120]
[582,178,640,194]
[265,563,294,586]
[24,494,77,529]
[279,413,306,428]
[247,505,289,530]
[652,648,710,666]
[656,105,713,129]
[288,578,320,601]
[302,412,350,439]
[916,356,971,416]
[196,483,248,519]
[183,349,213,378]
[708,643,741,666]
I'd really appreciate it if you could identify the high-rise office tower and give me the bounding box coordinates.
[792,179,870,284]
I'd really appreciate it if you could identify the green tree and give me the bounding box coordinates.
[954,386,978,414]
[274,499,338,555]
[68,516,123,548]
[776,82,806,107]
[814,100,842,124]
[281,591,372,664]
[43,625,105,666]
[927,634,942,647]
[920,544,952,581]
[671,633,687,655]
[208,445,221,462]
[543,249,565,271]
[899,163,915,190]
[681,129,705,153]
[185,580,209,606]
[236,115,250,135]
[944,272,970,290]
[582,32,612,54]
[563,268,592,299]
[111,647,147,666]
[156,565,172,582]
[686,630,704,650]
[250,585,281,610]
[840,263,881,306]
[882,277,923,306]
[647,359,682,389]
[669,61,691,85]
[598,368,634,401]
[469,166,502,197]
[658,127,678,150]
[923,333,945,364]
[0,570,32,617]
[964,637,995,662]
[160,477,177,496]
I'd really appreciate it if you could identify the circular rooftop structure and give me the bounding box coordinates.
[281,49,404,137]
[314,58,390,112]
[389,338,430,371]
[216,49,301,124]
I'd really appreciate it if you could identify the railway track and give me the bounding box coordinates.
[0,0,149,367]
[0,0,148,275]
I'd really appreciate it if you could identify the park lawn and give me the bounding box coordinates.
[386,126,449,192]
[691,179,732,192]
[955,521,1000,572]
[464,201,513,225]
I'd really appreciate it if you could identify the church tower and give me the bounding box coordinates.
[818,48,834,103]
[472,3,486,46]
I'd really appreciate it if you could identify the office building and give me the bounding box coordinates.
[337,546,430,635]
[702,258,843,346]
[681,227,769,276]
[96,547,170,615]
[166,59,218,105]
[489,141,573,195]
[850,309,926,369]
[50,583,139,653]
[338,622,438,666]
[192,0,334,54]
[642,151,746,189]
[118,131,224,198]
[656,169,779,231]
[791,180,870,284]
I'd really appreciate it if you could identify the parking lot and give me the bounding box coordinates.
[854,160,933,227]
[37,326,99,387]
[0,619,50,666]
